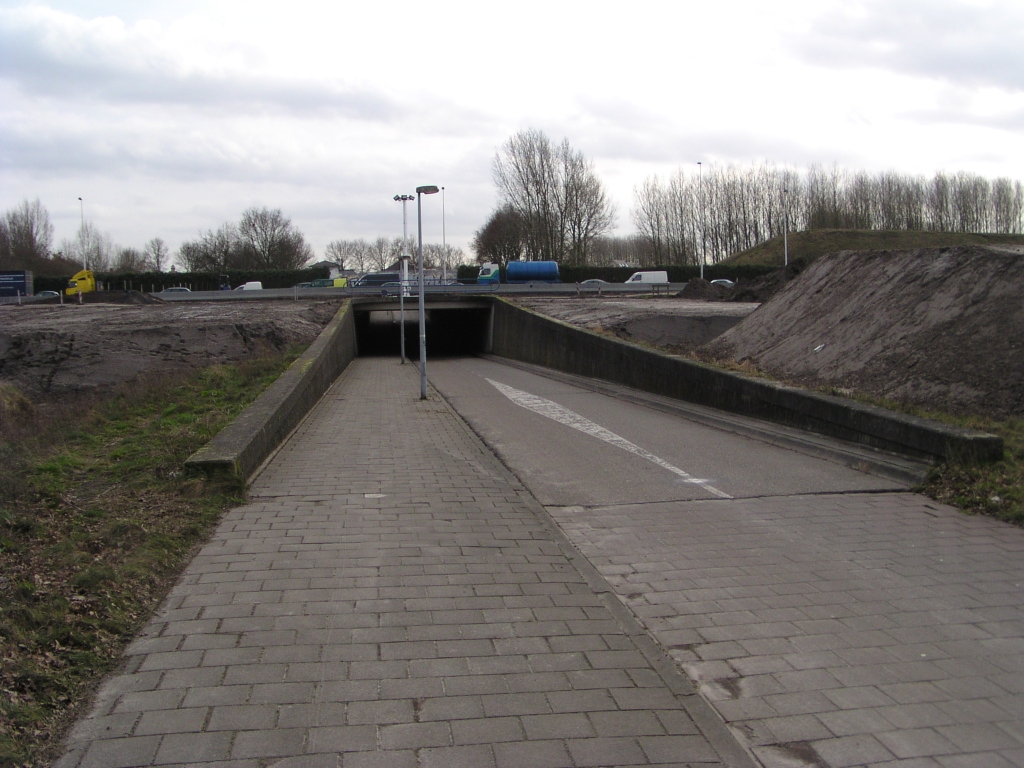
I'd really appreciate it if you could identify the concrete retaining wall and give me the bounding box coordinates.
[489,298,1002,462]
[185,301,358,479]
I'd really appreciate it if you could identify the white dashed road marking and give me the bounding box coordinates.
[486,378,732,499]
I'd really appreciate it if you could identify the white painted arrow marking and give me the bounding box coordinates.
[486,379,732,499]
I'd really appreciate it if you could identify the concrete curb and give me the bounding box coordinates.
[184,301,357,479]
[489,298,1003,463]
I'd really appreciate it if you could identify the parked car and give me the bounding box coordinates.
[35,290,60,299]
[580,279,607,285]
[710,279,736,288]
[161,286,191,293]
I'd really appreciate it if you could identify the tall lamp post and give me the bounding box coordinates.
[698,163,705,281]
[415,185,440,399]
[78,197,84,230]
[783,186,790,267]
[441,186,447,285]
[393,194,414,363]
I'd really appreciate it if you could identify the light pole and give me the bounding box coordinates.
[393,194,414,363]
[698,163,705,281]
[783,186,790,267]
[78,197,84,230]
[415,185,440,399]
[441,186,447,285]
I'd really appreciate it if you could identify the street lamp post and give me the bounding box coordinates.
[783,186,790,267]
[393,194,414,363]
[78,197,84,230]
[415,185,440,399]
[698,163,705,281]
[441,186,446,285]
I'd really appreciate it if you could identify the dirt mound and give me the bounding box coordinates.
[727,258,810,303]
[84,289,165,304]
[514,297,758,353]
[0,300,343,400]
[703,246,1024,418]
[675,278,733,300]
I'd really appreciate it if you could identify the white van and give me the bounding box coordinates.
[625,271,668,284]
[234,281,263,291]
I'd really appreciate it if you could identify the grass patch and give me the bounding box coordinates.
[0,348,304,766]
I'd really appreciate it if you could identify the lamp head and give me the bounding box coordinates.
[416,186,440,195]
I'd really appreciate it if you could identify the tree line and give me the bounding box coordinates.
[632,164,1024,266]
[473,129,616,267]
[1,198,467,279]
[322,238,465,274]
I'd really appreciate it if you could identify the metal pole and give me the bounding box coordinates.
[78,197,83,230]
[417,192,427,399]
[441,186,447,285]
[413,186,438,399]
[783,186,789,267]
[400,200,406,364]
[698,163,704,281]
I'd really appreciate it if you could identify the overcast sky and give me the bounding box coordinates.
[1,0,1022,261]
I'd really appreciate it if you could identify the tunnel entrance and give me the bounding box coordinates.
[353,299,492,358]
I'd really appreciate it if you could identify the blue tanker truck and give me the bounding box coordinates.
[477,261,560,284]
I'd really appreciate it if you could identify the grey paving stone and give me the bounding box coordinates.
[56,360,746,767]
[80,735,161,768]
[154,732,233,765]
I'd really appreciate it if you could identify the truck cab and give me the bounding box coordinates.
[477,263,500,285]
[66,269,96,296]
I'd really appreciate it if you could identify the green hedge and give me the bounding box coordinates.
[34,266,332,294]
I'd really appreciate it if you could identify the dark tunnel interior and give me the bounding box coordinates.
[355,307,491,358]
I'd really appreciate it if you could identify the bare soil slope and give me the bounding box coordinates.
[0,300,342,398]
[514,297,759,353]
[704,246,1024,417]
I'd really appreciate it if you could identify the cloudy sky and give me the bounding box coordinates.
[1,0,1022,261]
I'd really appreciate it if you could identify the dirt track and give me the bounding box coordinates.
[704,246,1024,418]
[0,300,343,399]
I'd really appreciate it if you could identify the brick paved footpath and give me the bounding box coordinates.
[550,492,1024,768]
[58,357,751,768]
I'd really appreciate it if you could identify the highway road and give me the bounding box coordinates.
[428,356,904,508]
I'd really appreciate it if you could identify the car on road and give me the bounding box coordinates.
[35,290,60,299]
[580,279,608,286]
[710,279,736,288]
[161,286,191,293]
[354,272,400,286]
[234,281,263,291]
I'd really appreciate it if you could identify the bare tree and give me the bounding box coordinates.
[492,129,614,263]
[323,241,348,270]
[2,198,54,269]
[471,205,527,266]
[236,207,313,270]
[62,221,114,271]
[145,237,169,272]
[112,247,150,273]
[177,224,239,272]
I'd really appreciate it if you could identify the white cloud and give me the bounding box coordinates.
[798,0,1024,92]
[1,0,1022,259]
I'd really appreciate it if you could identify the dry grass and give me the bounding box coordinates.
[0,349,303,766]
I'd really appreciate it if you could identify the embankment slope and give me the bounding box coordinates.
[704,246,1024,418]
